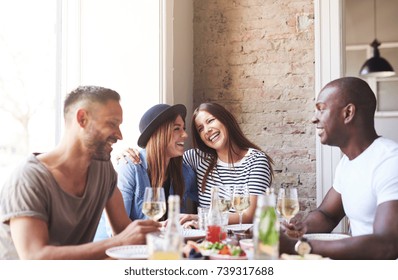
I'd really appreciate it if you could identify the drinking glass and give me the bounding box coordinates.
[218,186,232,213]
[277,187,299,223]
[197,207,209,231]
[146,232,181,260]
[232,184,250,230]
[142,187,166,221]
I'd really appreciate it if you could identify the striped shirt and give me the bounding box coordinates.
[183,148,272,209]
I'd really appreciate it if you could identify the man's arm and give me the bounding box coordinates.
[282,190,398,259]
[285,187,345,238]
[10,188,160,260]
[309,200,398,259]
[304,187,346,233]
[105,187,137,234]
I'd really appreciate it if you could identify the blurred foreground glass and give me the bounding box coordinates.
[197,207,209,231]
[253,190,279,260]
[146,232,181,260]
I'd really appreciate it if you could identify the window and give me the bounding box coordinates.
[0,1,57,187]
[0,0,163,188]
[346,42,398,115]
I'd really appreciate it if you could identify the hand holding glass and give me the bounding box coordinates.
[142,187,166,221]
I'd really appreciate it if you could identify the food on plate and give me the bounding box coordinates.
[183,240,247,259]
[205,242,246,257]
[183,240,205,259]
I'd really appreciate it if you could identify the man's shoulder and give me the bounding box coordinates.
[8,154,48,181]
[377,137,398,151]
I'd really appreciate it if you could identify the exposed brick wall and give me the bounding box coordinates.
[193,0,316,212]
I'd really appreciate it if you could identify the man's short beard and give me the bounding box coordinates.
[92,144,111,161]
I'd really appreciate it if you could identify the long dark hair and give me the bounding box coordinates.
[191,102,274,192]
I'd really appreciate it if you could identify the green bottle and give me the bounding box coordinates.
[253,188,280,259]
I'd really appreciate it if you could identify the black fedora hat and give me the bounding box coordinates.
[137,104,187,148]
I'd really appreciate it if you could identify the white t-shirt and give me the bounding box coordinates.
[333,137,398,236]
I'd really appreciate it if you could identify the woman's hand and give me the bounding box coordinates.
[179,214,199,229]
[115,147,141,164]
[182,220,199,229]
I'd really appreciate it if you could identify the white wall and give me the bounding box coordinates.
[172,0,194,146]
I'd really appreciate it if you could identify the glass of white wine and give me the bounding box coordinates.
[218,186,232,230]
[142,187,166,221]
[218,186,232,213]
[277,187,299,223]
[232,184,250,230]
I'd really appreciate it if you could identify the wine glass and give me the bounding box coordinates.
[218,186,232,213]
[277,187,299,223]
[142,187,166,221]
[232,184,250,230]
[218,186,232,232]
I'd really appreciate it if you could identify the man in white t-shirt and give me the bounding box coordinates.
[280,77,398,259]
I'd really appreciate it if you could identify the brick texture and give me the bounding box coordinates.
[193,0,316,212]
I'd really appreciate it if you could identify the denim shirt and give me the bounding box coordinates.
[94,149,198,241]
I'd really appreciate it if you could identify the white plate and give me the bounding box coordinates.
[226,224,253,232]
[106,245,148,260]
[304,233,350,241]
[183,229,206,240]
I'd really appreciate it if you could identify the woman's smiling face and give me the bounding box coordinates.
[165,115,187,159]
[194,110,228,151]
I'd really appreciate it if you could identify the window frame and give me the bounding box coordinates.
[346,42,398,117]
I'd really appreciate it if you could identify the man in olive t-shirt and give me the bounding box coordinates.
[0,86,160,259]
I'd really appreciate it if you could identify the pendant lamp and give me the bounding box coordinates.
[359,0,395,77]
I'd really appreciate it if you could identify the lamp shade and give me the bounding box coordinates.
[359,39,395,77]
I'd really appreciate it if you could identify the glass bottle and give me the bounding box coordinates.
[253,188,280,260]
[161,195,183,259]
[206,186,223,243]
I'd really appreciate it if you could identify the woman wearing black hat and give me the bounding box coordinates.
[116,102,274,227]
[94,104,198,240]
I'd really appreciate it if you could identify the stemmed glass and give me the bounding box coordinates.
[277,187,299,223]
[142,187,166,221]
[218,186,232,213]
[218,186,232,232]
[232,184,250,230]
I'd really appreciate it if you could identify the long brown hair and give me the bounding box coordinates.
[145,115,185,199]
[191,102,274,192]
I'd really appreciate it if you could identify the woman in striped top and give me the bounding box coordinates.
[119,102,274,225]
[182,102,273,225]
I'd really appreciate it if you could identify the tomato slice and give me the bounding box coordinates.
[218,245,231,255]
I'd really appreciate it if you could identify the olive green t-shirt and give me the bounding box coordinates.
[0,154,117,259]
